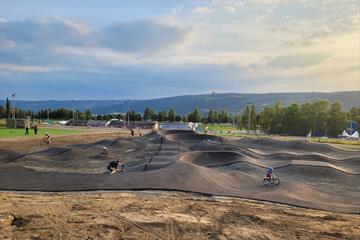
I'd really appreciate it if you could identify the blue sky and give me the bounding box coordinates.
[0,0,359,100]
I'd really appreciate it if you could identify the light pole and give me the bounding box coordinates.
[247,101,252,134]
[211,91,216,124]
[124,100,130,128]
[72,110,75,127]
[127,100,130,128]
[72,100,75,127]
[11,93,16,128]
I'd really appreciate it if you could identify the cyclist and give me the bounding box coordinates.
[266,167,274,180]
[107,160,124,174]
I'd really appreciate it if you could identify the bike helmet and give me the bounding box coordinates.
[268,167,273,172]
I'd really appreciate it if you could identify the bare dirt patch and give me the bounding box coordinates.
[0,191,359,240]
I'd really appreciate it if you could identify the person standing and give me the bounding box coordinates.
[306,130,312,141]
[34,125,38,135]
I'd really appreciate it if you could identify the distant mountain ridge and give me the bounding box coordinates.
[1,91,359,115]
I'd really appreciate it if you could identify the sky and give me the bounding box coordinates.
[0,0,359,100]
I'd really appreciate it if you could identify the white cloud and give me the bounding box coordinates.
[192,7,213,14]
[267,53,330,69]
[0,63,66,73]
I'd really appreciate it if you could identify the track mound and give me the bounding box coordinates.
[180,151,240,166]
[165,133,224,143]
[236,137,359,154]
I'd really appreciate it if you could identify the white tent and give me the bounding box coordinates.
[350,131,359,139]
[340,130,350,138]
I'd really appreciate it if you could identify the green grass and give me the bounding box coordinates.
[0,127,87,138]
[200,123,238,132]
[311,137,360,146]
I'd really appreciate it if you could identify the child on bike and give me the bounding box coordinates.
[266,167,274,180]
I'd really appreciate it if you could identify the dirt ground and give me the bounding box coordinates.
[0,191,359,240]
[0,129,148,153]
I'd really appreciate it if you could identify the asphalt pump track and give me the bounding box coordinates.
[0,130,359,213]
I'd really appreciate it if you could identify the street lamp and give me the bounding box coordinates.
[124,100,130,128]
[247,101,253,134]
[11,93,16,128]
[72,100,75,127]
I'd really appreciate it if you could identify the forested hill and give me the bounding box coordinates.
[1,91,359,115]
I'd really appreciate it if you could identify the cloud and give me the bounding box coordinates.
[192,7,213,14]
[0,63,65,73]
[0,17,190,53]
[0,17,191,71]
[267,53,330,69]
[100,20,190,53]
[0,17,91,47]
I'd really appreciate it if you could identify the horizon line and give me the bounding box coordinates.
[1,90,358,102]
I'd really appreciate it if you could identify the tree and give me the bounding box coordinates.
[143,107,152,121]
[259,106,274,134]
[143,107,156,121]
[283,103,301,135]
[168,108,176,122]
[207,109,217,123]
[135,113,142,121]
[175,115,182,122]
[84,109,92,120]
[219,109,230,123]
[243,105,256,131]
[182,115,188,122]
[158,110,168,122]
[242,106,250,131]
[272,102,285,134]
[327,102,347,137]
[299,102,316,135]
[234,113,243,129]
[188,107,203,122]
[349,107,360,124]
[250,105,257,130]
[313,100,329,135]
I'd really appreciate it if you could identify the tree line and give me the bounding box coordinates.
[143,101,359,137]
[1,98,359,136]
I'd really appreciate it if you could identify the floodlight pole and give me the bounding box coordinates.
[124,100,130,129]
[127,100,130,128]
[247,101,252,134]
[12,94,16,128]
[211,91,216,123]
[72,100,75,127]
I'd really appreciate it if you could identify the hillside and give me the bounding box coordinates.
[1,91,359,115]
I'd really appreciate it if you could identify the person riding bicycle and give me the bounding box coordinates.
[266,167,274,180]
[107,160,124,174]
[43,132,52,144]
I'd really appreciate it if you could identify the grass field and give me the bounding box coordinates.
[199,124,360,146]
[0,127,87,138]
[311,137,360,146]
[200,123,238,132]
